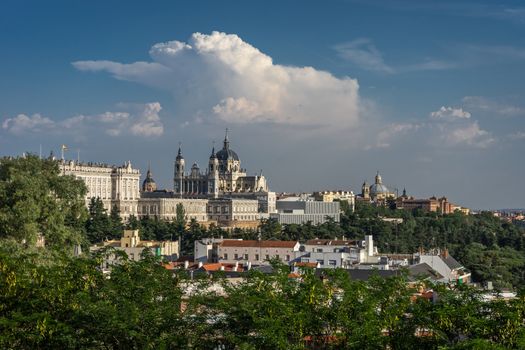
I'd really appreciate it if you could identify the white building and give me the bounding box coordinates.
[61,159,141,219]
[313,190,355,212]
[217,239,301,265]
[415,249,471,284]
[298,235,380,268]
[270,196,340,225]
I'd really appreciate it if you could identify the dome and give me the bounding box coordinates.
[142,169,157,192]
[216,148,239,161]
[216,128,239,161]
[369,183,390,196]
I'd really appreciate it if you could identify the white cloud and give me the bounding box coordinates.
[334,38,456,74]
[369,105,494,150]
[73,31,361,129]
[509,131,525,140]
[444,120,495,148]
[129,102,164,137]
[430,106,471,120]
[2,102,164,138]
[2,114,55,134]
[462,96,525,117]
[334,38,395,74]
[367,122,420,149]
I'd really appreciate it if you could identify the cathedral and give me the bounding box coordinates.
[171,130,268,198]
[61,130,275,226]
[360,171,397,203]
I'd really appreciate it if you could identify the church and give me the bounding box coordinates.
[62,130,275,227]
[171,129,269,198]
[359,171,397,203]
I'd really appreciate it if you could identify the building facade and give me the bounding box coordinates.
[61,159,141,219]
[174,130,268,198]
[90,230,179,270]
[270,197,340,225]
[61,131,274,226]
[217,239,301,265]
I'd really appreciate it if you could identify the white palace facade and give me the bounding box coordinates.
[61,131,276,227]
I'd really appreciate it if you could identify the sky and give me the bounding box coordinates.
[1,0,524,210]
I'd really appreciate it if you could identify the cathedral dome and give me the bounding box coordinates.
[369,171,390,197]
[216,148,239,161]
[216,128,239,161]
[369,183,390,196]
[142,168,157,192]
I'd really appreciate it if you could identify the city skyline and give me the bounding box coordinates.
[1,0,524,209]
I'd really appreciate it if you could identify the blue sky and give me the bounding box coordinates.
[1,0,524,209]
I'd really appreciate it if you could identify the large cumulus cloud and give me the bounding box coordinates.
[73,31,360,128]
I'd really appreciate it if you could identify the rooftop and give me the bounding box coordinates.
[220,239,298,248]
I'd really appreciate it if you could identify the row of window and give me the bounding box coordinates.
[224,253,291,262]
[315,259,337,266]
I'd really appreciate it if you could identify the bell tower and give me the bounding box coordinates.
[174,143,185,196]
[362,181,370,200]
[208,144,219,198]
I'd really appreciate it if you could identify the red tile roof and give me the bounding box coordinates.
[294,262,318,268]
[220,240,298,248]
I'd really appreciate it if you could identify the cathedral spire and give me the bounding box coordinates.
[176,142,184,160]
[223,128,230,150]
[210,140,216,158]
[147,161,152,177]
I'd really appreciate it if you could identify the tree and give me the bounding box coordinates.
[109,204,124,238]
[85,197,112,244]
[174,203,186,235]
[0,155,87,248]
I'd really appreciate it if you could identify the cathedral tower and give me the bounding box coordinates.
[208,145,219,198]
[174,145,185,196]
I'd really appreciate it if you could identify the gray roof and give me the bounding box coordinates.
[140,190,176,198]
[408,263,443,281]
[216,147,239,161]
[442,255,463,270]
[370,183,390,195]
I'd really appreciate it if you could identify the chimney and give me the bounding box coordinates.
[247,261,252,270]
[220,265,225,271]
[184,260,189,269]
[198,261,203,268]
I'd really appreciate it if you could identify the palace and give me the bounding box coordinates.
[62,130,275,227]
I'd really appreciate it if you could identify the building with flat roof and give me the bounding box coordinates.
[270,196,340,225]
[214,239,300,265]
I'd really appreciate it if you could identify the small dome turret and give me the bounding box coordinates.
[142,166,157,192]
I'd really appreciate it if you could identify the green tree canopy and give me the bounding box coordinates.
[0,155,87,248]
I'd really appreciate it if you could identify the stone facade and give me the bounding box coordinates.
[174,130,268,199]
[61,159,140,220]
[61,131,275,226]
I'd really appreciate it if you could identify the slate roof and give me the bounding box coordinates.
[442,255,463,270]
[408,263,444,281]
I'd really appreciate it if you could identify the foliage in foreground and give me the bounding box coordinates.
[1,245,525,349]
